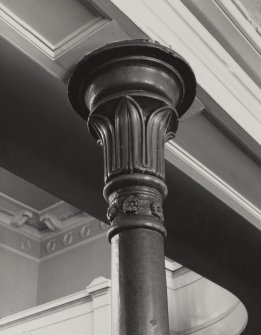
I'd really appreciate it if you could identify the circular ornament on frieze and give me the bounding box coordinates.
[63,231,74,247]
[46,239,56,254]
[80,223,91,239]
[20,238,31,252]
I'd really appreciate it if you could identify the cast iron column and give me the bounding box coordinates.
[68,40,196,335]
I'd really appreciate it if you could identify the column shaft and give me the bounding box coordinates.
[111,227,169,335]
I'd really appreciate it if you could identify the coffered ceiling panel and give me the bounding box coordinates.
[0,0,108,58]
[0,0,147,80]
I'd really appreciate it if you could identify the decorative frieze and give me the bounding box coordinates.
[0,222,39,260]
[107,194,163,222]
[9,210,61,232]
[0,191,86,234]
[0,185,108,260]
[7,205,86,234]
[41,219,108,258]
[0,213,107,260]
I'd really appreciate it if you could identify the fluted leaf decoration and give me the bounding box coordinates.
[115,96,145,174]
[90,95,178,182]
[146,106,175,179]
[89,114,116,181]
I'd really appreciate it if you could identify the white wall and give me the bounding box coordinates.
[0,231,111,317]
[0,246,39,317]
[0,268,247,335]
[36,235,111,304]
[0,277,112,335]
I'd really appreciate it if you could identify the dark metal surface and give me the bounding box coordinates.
[68,40,196,335]
[111,229,169,335]
[68,39,196,122]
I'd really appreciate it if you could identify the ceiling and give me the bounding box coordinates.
[0,167,59,211]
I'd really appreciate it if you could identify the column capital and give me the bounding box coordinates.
[68,39,196,237]
[68,40,196,185]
